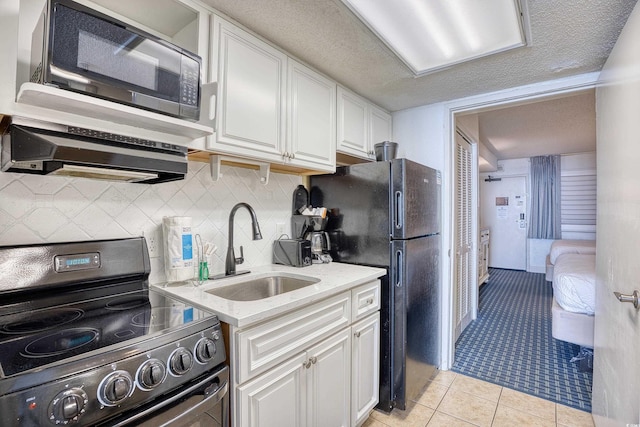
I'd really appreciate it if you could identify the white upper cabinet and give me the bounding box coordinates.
[337,86,369,158]
[286,59,336,172]
[210,15,286,160]
[337,86,392,161]
[370,104,393,149]
[209,16,335,172]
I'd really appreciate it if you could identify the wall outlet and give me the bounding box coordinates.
[146,230,161,258]
[276,222,286,237]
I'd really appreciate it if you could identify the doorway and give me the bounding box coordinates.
[441,75,599,371]
[480,175,527,270]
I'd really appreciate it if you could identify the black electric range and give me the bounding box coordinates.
[0,237,227,426]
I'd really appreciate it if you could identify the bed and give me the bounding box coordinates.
[545,239,596,282]
[551,253,596,348]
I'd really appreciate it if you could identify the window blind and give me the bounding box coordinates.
[561,172,596,227]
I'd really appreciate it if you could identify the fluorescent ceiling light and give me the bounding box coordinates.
[341,0,527,76]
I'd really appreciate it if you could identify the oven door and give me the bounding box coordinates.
[101,366,229,427]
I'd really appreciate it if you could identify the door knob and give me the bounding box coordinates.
[614,290,640,309]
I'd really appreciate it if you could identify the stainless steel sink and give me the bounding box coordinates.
[205,273,320,301]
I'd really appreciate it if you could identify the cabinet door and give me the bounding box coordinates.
[287,59,336,172]
[369,104,392,147]
[307,329,351,427]
[236,352,307,427]
[351,313,380,427]
[337,86,369,159]
[212,16,286,160]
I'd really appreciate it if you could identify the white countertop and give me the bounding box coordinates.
[152,263,386,328]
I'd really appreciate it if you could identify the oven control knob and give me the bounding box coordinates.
[98,370,134,406]
[49,388,88,424]
[137,359,167,390]
[195,337,217,363]
[169,347,193,375]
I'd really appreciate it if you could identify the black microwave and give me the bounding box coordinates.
[29,0,201,121]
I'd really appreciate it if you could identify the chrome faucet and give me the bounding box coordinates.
[224,202,262,276]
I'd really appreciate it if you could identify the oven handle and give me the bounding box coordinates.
[109,366,229,427]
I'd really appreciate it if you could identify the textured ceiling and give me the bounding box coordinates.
[197,0,636,160]
[200,0,637,112]
[466,90,596,160]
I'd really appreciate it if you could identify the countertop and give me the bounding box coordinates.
[152,263,386,328]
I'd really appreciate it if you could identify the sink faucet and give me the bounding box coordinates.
[225,202,262,276]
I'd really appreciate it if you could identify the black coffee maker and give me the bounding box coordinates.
[291,185,332,263]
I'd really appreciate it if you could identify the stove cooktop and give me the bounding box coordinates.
[0,288,212,377]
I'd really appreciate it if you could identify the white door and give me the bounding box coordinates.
[236,353,307,427]
[307,329,351,427]
[480,176,527,270]
[593,6,640,424]
[454,133,473,340]
[337,86,369,158]
[287,59,336,170]
[369,104,392,149]
[351,313,380,427]
[212,16,286,159]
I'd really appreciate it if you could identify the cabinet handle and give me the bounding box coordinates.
[309,356,317,365]
[359,297,374,308]
[354,331,361,338]
[303,360,311,369]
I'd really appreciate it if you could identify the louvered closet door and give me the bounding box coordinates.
[454,132,473,342]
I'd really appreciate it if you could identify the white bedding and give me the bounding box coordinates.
[549,240,596,264]
[552,253,596,315]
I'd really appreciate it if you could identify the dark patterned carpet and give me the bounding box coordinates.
[451,268,593,412]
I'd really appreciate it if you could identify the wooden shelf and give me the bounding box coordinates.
[16,83,214,139]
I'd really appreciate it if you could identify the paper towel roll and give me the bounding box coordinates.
[162,216,194,282]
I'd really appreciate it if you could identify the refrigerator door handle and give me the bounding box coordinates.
[394,191,403,230]
[395,249,403,287]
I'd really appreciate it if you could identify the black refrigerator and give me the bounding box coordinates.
[310,158,441,412]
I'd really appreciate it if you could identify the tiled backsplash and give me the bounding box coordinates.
[0,161,302,284]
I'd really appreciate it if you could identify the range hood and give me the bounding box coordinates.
[1,124,187,184]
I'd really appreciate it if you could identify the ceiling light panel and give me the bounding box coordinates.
[342,0,526,75]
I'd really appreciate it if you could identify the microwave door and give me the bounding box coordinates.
[43,0,200,120]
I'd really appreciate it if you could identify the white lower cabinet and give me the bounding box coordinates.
[237,352,307,427]
[351,313,380,427]
[237,329,351,427]
[231,281,381,427]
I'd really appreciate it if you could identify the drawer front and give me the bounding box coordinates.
[351,280,381,322]
[236,292,351,383]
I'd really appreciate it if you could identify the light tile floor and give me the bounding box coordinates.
[363,371,595,427]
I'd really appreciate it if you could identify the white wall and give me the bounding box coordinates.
[0,162,301,285]
[393,103,446,172]
[592,2,640,425]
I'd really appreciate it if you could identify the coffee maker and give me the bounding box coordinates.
[291,215,332,263]
[290,185,332,263]
[306,216,332,263]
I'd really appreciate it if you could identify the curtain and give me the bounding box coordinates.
[529,155,561,239]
